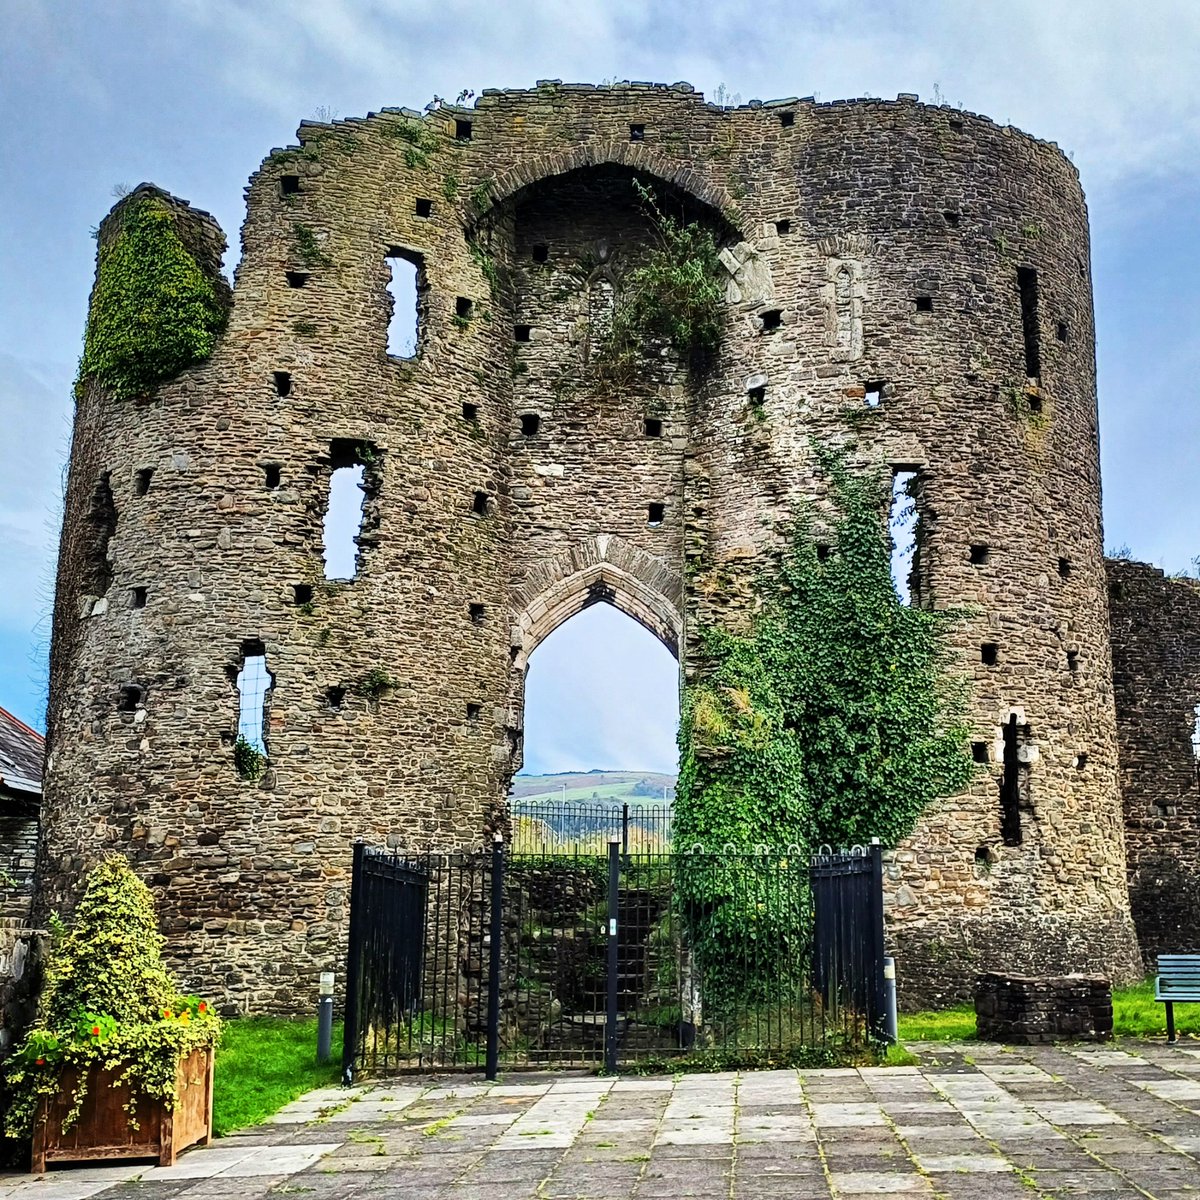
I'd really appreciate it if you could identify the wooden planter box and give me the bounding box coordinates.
[31,1045,214,1173]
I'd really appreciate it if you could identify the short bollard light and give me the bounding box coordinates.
[317,971,335,1064]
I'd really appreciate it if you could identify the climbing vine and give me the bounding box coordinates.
[676,451,975,996]
[76,197,228,400]
[593,182,724,383]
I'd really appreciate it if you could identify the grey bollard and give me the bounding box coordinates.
[317,971,334,1064]
[883,956,899,1044]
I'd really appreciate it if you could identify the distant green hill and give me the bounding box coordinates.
[510,770,676,805]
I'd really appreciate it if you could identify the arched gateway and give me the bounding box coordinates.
[38,82,1143,1013]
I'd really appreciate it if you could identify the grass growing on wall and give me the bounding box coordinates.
[212,1017,342,1136]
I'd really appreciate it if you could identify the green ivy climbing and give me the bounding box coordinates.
[676,451,975,997]
[76,198,228,400]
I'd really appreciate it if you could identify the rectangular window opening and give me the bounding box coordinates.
[469,603,485,625]
[134,467,154,497]
[1075,752,1088,771]
[466,702,482,722]
[456,296,474,320]
[915,295,934,313]
[532,243,549,263]
[864,380,886,408]
[816,544,831,562]
[981,643,999,666]
[1058,556,1071,578]
[462,402,479,421]
[385,250,422,358]
[943,210,961,228]
[279,175,301,196]
[514,324,531,342]
[889,469,920,606]
[972,741,990,764]
[117,683,143,713]
[293,583,313,606]
[629,123,645,141]
[323,446,369,580]
[414,197,433,218]
[326,686,346,711]
[760,308,783,331]
[236,643,273,765]
[644,417,663,438]
[1191,702,1200,766]
[273,371,292,397]
[520,413,540,436]
[455,119,473,140]
[999,715,1028,846]
[264,463,282,489]
[131,586,147,609]
[1017,265,1041,380]
[472,490,489,516]
[775,219,791,235]
[1056,320,1069,342]
[949,117,964,133]
[647,502,665,527]
[1067,649,1079,672]
[1027,394,1044,415]
[748,385,766,406]
[970,544,990,565]
[285,271,309,288]
[779,111,795,128]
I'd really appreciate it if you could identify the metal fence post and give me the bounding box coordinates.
[485,833,504,1081]
[340,839,366,1085]
[869,839,888,1042]
[622,803,629,858]
[604,837,620,1074]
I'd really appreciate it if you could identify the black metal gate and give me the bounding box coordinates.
[342,837,887,1080]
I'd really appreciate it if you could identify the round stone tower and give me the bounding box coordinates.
[39,82,1141,1011]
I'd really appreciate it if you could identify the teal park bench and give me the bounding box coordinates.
[1156,955,1200,1043]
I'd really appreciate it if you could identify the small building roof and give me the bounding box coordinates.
[0,706,44,802]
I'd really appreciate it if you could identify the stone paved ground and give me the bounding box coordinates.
[3,1041,1200,1199]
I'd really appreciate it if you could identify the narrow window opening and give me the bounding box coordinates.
[864,380,885,408]
[82,472,117,598]
[981,643,999,666]
[455,296,474,320]
[466,702,482,723]
[915,295,934,313]
[779,111,795,128]
[1058,556,1071,578]
[1191,703,1200,768]
[514,324,531,342]
[775,219,791,235]
[647,502,665,527]
[279,175,301,196]
[455,118,473,140]
[948,117,964,133]
[385,251,421,358]
[816,544,831,562]
[293,584,313,606]
[532,243,549,264]
[285,271,309,288]
[323,443,371,580]
[760,308,783,331]
[1074,752,1089,771]
[264,463,282,489]
[644,417,663,438]
[888,469,919,605]
[629,123,645,142]
[748,385,766,407]
[414,197,433,218]
[236,641,273,764]
[1067,649,1079,673]
[969,544,990,565]
[1017,265,1041,380]
[472,490,489,516]
[273,371,292,397]
[469,603,485,625]
[462,402,479,421]
[131,586,147,609]
[974,845,994,866]
[520,413,540,436]
[972,741,990,764]
[1027,394,1044,415]
[326,686,346,711]
[117,683,143,713]
[134,467,154,497]
[999,714,1027,846]
[1056,320,1069,342]
[943,210,960,228]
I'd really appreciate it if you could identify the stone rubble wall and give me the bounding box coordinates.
[975,971,1113,1043]
[38,81,1142,1012]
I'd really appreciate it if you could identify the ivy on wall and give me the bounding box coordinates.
[76,198,228,400]
[676,452,976,996]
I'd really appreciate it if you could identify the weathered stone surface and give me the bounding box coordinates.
[975,971,1114,1044]
[37,82,1144,1012]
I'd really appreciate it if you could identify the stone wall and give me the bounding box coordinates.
[0,811,38,978]
[1107,558,1200,966]
[38,81,1141,1012]
[975,972,1113,1044]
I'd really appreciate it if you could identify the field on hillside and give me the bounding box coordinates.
[510,770,676,805]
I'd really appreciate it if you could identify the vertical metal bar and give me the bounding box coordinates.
[486,834,504,1080]
[605,837,620,1074]
[622,803,629,859]
[869,841,888,1042]
[341,839,366,1084]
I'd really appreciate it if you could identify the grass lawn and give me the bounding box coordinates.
[897,978,1200,1045]
[212,1017,343,1136]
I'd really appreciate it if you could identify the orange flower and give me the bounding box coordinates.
[163,1009,172,1019]
[198,1002,207,1014]
[35,1057,45,1066]
[91,1026,100,1036]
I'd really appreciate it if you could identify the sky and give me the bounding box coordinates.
[1,1,1198,774]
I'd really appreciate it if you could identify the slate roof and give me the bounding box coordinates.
[0,706,44,803]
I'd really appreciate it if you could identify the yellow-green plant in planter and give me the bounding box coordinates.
[4,855,221,1151]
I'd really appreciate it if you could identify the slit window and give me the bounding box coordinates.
[131,586,147,609]
[969,544,990,565]
[1067,649,1079,673]
[285,271,308,288]
[455,118,473,140]
[514,324,531,342]
[981,643,999,666]
[972,741,990,764]
[134,467,154,496]
[647,503,665,527]
[1056,320,1069,342]
[472,490,489,516]
[466,702,482,723]
[293,584,313,606]
[816,544,831,562]
[1075,752,1088,770]
[236,640,273,759]
[520,413,540,436]
[462,402,479,421]
[117,683,143,713]
[748,385,766,407]
[915,295,934,313]
[629,123,645,141]
[279,175,301,196]
[888,469,919,605]
[760,308,782,331]
[999,714,1029,846]
[385,250,421,358]
[264,463,281,489]
[326,686,345,711]
[532,244,549,263]
[644,417,663,437]
[779,111,795,128]
[273,371,292,397]
[1191,702,1200,766]
[1058,556,1071,578]
[949,117,964,133]
[324,440,377,581]
[1017,265,1040,379]
[864,380,885,408]
[455,296,474,321]
[414,197,433,218]
[469,603,485,625]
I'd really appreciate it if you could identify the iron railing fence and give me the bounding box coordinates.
[506,798,674,854]
[343,841,886,1080]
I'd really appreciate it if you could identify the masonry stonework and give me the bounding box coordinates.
[38,82,1144,1012]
